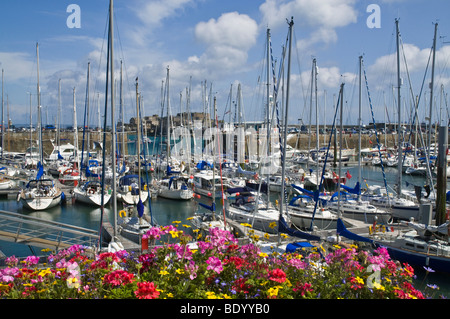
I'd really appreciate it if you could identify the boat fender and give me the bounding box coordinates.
[119,210,127,218]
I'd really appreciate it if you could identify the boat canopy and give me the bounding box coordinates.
[336,218,373,244]
[119,174,143,186]
[196,160,213,170]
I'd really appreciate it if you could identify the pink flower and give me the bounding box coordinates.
[5,256,18,267]
[143,226,163,240]
[206,256,223,274]
[24,256,40,267]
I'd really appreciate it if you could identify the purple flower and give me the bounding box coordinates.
[423,266,435,273]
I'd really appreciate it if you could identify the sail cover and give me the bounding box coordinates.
[278,215,321,241]
[336,218,373,244]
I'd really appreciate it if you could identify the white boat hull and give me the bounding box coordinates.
[73,187,112,207]
[158,189,193,200]
[117,190,149,205]
[225,205,281,234]
[288,207,339,230]
[20,192,62,211]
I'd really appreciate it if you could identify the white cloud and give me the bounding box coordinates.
[134,0,194,29]
[259,0,358,49]
[368,43,450,91]
[194,12,259,74]
[0,52,35,82]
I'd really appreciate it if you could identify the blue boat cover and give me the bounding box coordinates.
[199,202,215,212]
[137,199,144,218]
[336,218,373,244]
[286,242,315,253]
[36,161,44,180]
[278,215,321,241]
[340,182,360,195]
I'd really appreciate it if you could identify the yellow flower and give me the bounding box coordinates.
[354,276,364,285]
[267,286,281,297]
[240,223,252,228]
[186,217,194,220]
[280,233,288,239]
[333,244,341,249]
[38,268,52,277]
[222,294,232,299]
[172,220,181,224]
[67,277,80,289]
[259,252,269,258]
[269,222,277,229]
[159,269,169,276]
[182,224,191,228]
[167,293,174,298]
[169,230,181,238]
[206,291,217,299]
[176,268,185,275]
[264,233,270,239]
[372,281,385,291]
[193,229,200,233]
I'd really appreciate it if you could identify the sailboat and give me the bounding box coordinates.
[117,80,149,206]
[326,56,392,225]
[224,28,287,235]
[117,78,153,243]
[370,22,450,274]
[154,67,193,201]
[18,43,63,211]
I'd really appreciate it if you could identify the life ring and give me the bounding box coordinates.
[119,210,127,218]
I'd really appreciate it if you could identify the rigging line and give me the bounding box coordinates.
[90,10,109,127]
[399,34,436,192]
[292,27,308,110]
[361,59,390,204]
[309,83,342,230]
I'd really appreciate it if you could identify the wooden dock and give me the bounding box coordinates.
[101,221,142,251]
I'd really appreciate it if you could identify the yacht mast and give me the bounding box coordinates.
[395,19,402,198]
[109,0,117,237]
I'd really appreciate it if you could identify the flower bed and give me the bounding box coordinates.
[0,222,439,299]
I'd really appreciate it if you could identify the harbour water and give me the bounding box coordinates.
[0,163,449,298]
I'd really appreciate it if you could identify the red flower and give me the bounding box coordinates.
[134,281,160,299]
[293,282,313,296]
[268,268,287,283]
[225,256,245,269]
[232,278,251,294]
[103,270,135,287]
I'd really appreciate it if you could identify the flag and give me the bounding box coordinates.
[346,170,352,179]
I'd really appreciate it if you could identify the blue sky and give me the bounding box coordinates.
[0,0,449,127]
